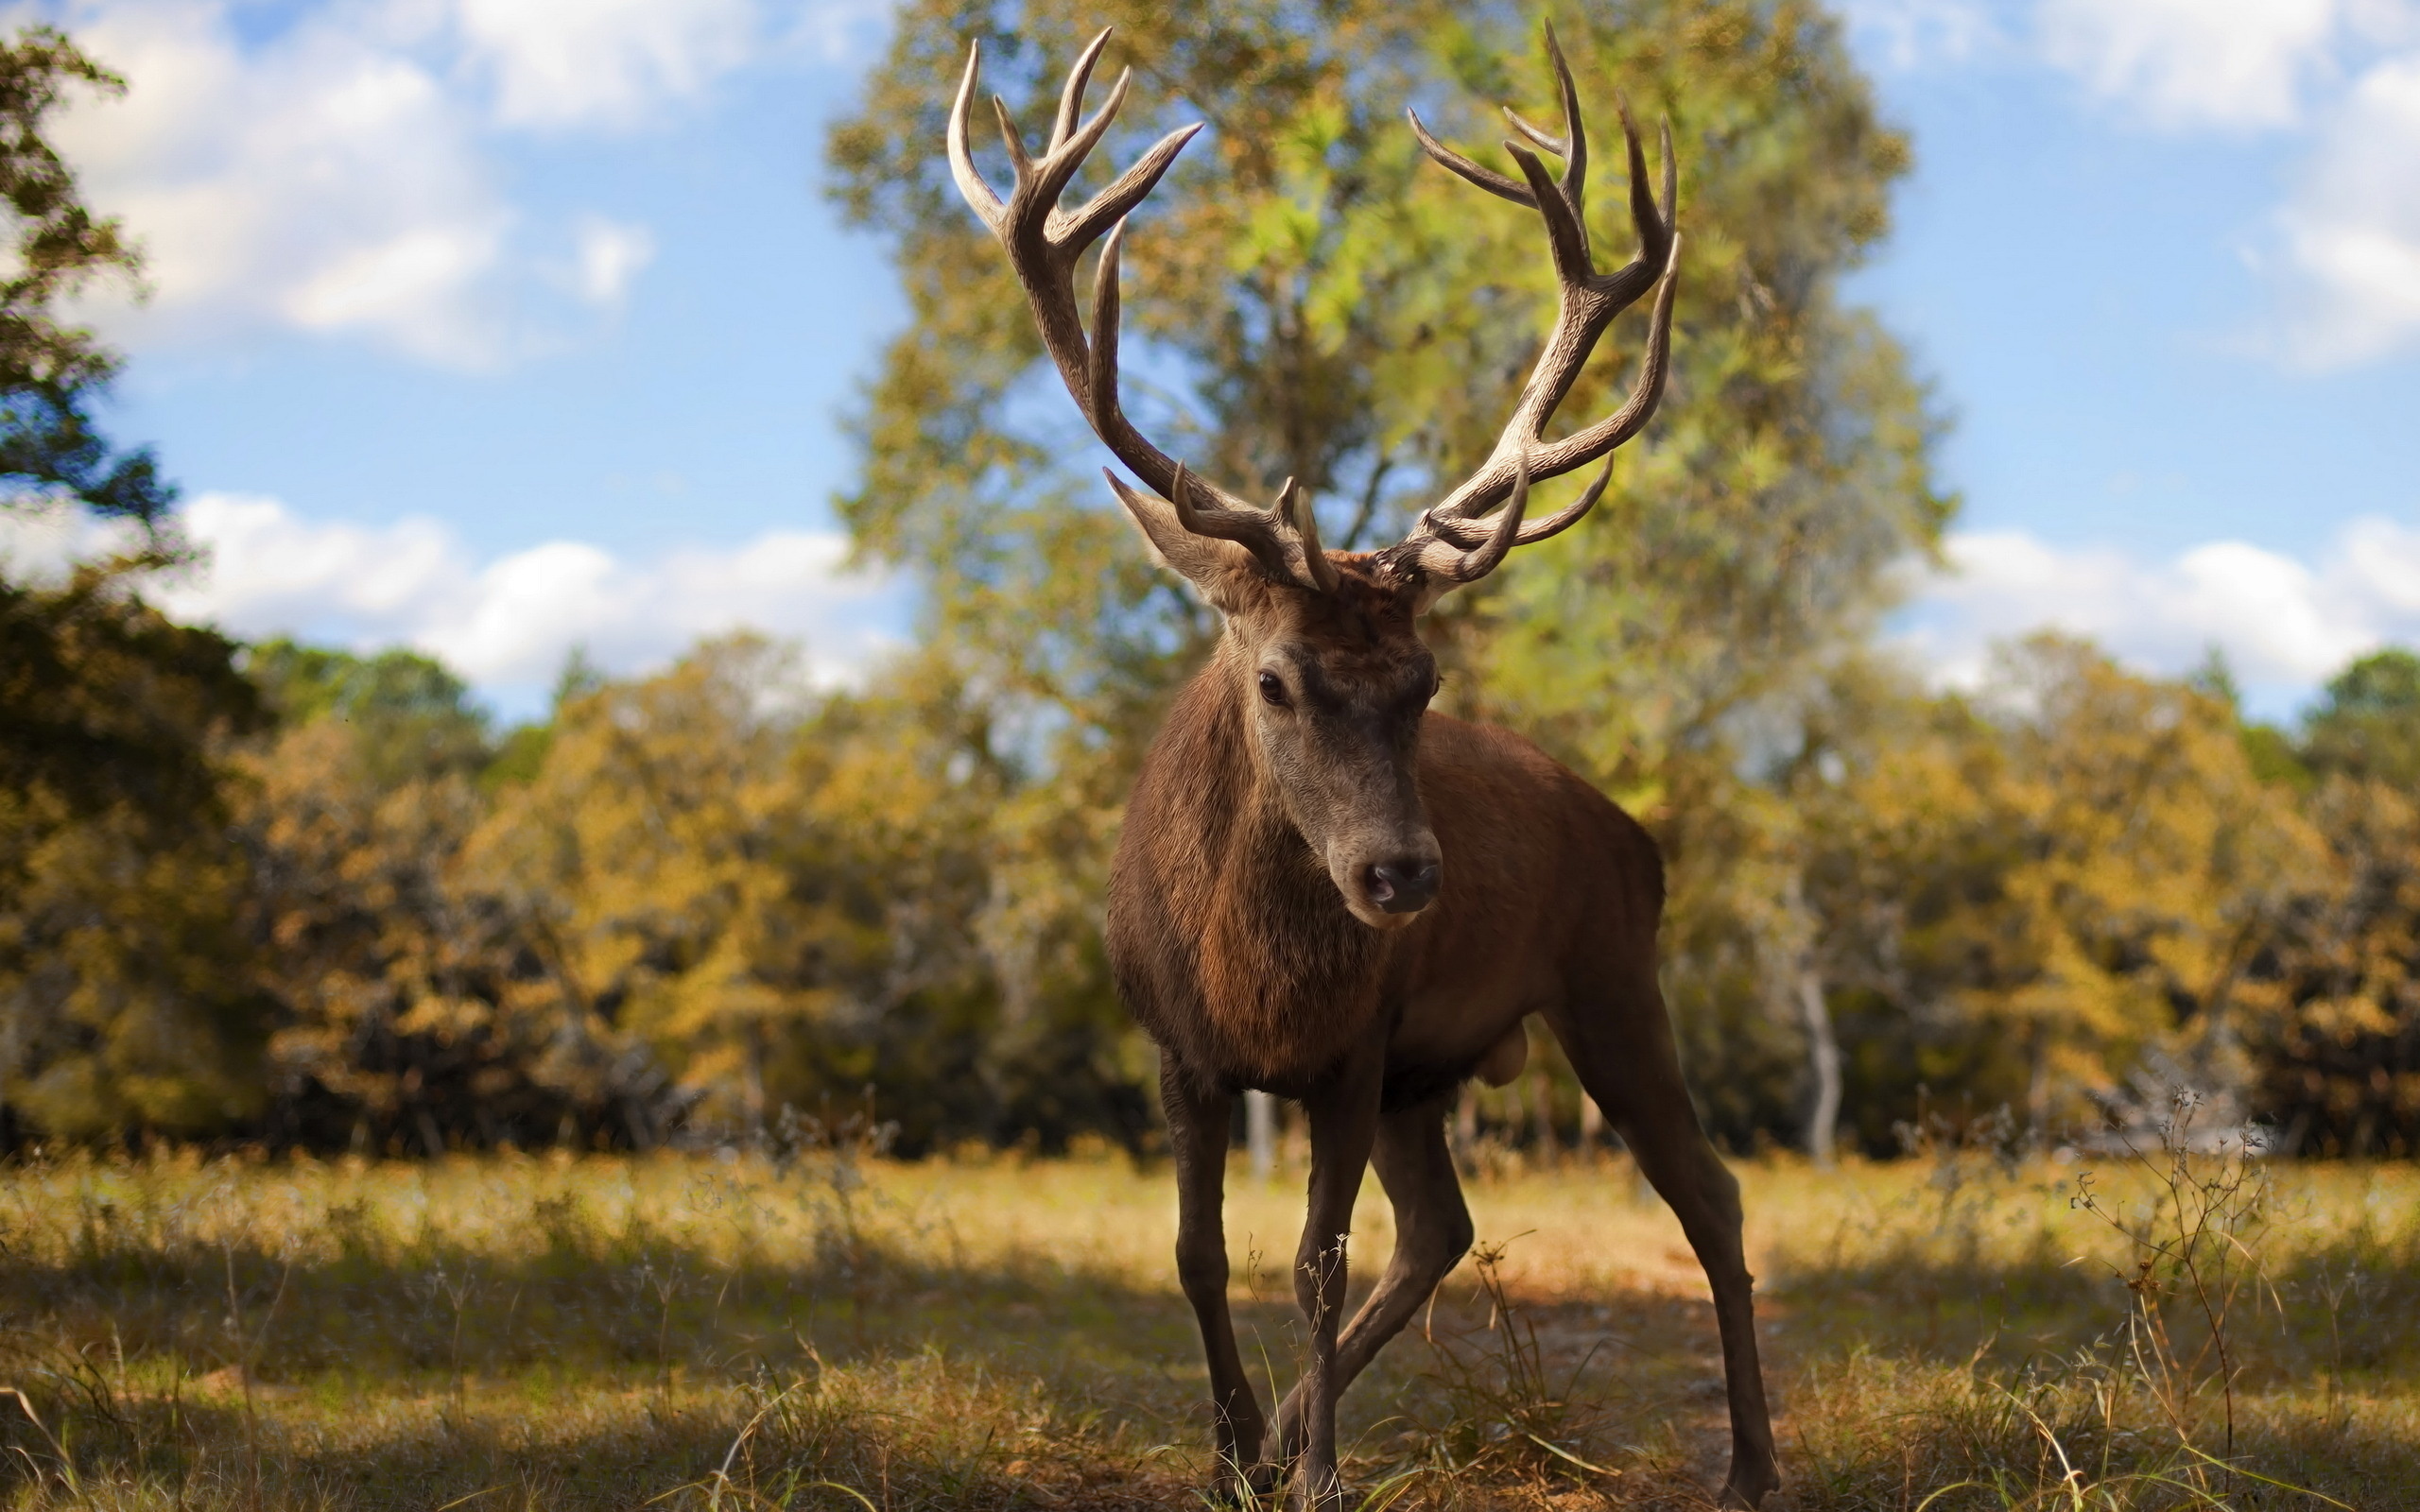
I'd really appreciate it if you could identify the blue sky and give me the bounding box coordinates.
[1,0,2415,723]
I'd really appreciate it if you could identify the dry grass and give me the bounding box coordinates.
[1,1125,2415,1510]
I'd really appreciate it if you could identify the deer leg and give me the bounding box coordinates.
[1161,1058,1267,1502]
[1270,1094,1471,1459]
[1549,980,1779,1510]
[1268,1050,1384,1509]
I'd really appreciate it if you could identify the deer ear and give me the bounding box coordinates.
[1106,472,1259,612]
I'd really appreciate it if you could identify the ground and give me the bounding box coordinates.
[0,1129,2414,1509]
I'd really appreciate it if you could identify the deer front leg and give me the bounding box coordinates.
[1161,1058,1267,1501]
[1271,1094,1472,1459]
[1273,1049,1384,1509]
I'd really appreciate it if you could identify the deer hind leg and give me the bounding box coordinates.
[1160,1058,1268,1502]
[1270,1093,1473,1463]
[1547,973,1779,1510]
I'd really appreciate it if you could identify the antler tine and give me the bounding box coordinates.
[1049,27,1115,151]
[1032,62,1133,214]
[1501,20,1586,197]
[1501,107,1564,155]
[1659,117,1677,234]
[1616,97,1671,275]
[1517,451,1616,548]
[1548,22,1587,198]
[1083,216,1132,438]
[1054,112,1197,250]
[1433,452,1615,552]
[1277,477,1340,593]
[1408,107,1534,206]
[947,42,1007,232]
[990,94,1033,180]
[1502,137,1591,284]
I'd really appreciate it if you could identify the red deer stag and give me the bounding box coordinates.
[945,22,1775,1509]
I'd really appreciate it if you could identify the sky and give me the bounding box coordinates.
[0,0,2414,723]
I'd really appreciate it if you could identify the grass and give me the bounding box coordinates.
[1,1123,2415,1510]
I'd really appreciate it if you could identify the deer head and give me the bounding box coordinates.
[948,23,1680,928]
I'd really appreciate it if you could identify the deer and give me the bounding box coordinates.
[944,21,1776,1509]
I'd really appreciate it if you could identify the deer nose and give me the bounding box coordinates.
[1364,858,1440,915]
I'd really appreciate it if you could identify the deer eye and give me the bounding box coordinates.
[1256,671,1289,707]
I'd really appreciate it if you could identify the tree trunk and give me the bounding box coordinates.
[2027,1022,2051,1146]
[1798,966,1841,1168]
[1245,1089,1277,1179]
[1530,1066,1559,1165]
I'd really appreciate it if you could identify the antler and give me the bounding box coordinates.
[1379,21,1682,588]
[948,30,1338,595]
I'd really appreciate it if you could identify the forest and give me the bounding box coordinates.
[7,1,2420,1165]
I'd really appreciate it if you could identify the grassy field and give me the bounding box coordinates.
[2,1124,2416,1510]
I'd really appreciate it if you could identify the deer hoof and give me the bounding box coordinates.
[1719,1455,1779,1509]
[1207,1460,1282,1508]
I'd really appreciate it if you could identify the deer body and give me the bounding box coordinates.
[1111,643,1659,1101]
[942,22,1776,1505]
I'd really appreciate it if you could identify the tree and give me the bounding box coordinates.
[241,644,687,1153]
[2302,648,2420,791]
[246,639,494,788]
[829,0,1949,1137]
[458,640,1054,1151]
[2247,776,2420,1156]
[2240,644,2420,1156]
[0,26,198,831]
[0,27,272,1144]
[0,27,169,524]
[1792,639,2321,1151]
[0,570,267,1143]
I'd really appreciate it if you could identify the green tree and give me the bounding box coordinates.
[2302,647,2420,790]
[0,26,196,832]
[0,26,169,524]
[247,639,495,787]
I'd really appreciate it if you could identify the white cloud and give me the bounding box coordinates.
[2036,0,2343,129]
[37,0,813,366]
[569,215,655,306]
[0,493,904,708]
[1833,0,2007,72]
[771,0,895,63]
[2279,50,2420,365]
[1841,0,2420,366]
[455,0,757,129]
[1898,519,2420,712]
[47,0,523,364]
